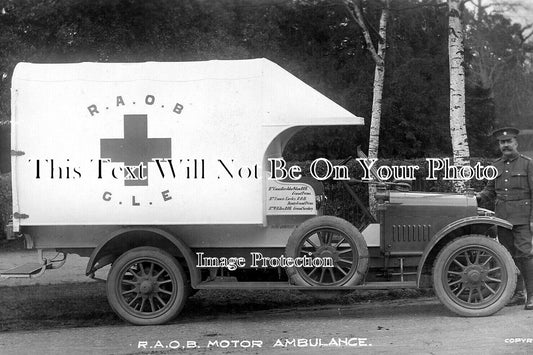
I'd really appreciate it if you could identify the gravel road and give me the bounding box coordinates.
[1,297,532,355]
[1,249,532,355]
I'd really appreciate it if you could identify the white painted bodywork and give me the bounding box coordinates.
[11,59,363,229]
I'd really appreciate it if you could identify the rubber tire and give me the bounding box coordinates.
[107,246,187,325]
[285,216,369,286]
[433,235,516,317]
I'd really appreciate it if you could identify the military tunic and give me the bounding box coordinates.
[479,153,533,258]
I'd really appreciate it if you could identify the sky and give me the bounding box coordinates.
[480,0,533,25]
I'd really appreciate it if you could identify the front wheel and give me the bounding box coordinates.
[433,235,516,317]
[106,246,187,325]
[285,216,369,287]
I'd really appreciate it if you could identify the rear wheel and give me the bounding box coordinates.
[106,246,187,325]
[285,216,369,287]
[433,235,516,317]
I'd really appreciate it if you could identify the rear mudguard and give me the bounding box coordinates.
[86,226,200,287]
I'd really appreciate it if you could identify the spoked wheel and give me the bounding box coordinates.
[107,246,187,325]
[433,235,516,317]
[285,216,368,287]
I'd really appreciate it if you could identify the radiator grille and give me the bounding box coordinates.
[392,225,431,243]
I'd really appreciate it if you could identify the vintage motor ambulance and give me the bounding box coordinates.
[5,59,516,325]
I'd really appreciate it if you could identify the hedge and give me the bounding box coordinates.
[0,173,11,238]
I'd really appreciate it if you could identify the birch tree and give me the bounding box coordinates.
[448,0,470,192]
[344,0,390,216]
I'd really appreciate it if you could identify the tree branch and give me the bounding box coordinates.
[343,0,382,65]
[519,24,533,44]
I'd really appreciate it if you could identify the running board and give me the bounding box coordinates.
[0,262,50,278]
[196,281,417,290]
[0,250,67,279]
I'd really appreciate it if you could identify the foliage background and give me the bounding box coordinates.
[0,0,531,235]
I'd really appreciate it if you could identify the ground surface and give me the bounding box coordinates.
[0,248,532,355]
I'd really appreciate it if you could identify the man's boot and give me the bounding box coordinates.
[521,258,533,310]
[507,271,525,306]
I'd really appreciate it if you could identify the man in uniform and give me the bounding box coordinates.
[477,127,533,310]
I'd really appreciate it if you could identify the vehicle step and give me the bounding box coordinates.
[0,262,47,278]
[196,281,417,290]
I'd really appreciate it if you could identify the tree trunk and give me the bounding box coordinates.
[367,2,389,216]
[448,0,470,192]
[345,0,389,217]
[368,3,388,160]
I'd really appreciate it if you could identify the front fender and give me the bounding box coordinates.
[416,216,513,287]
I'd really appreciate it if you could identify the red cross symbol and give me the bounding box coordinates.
[100,114,171,186]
